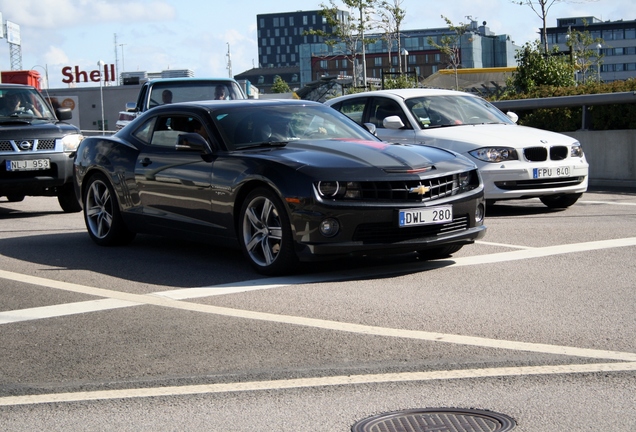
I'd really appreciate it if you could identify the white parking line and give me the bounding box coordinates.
[2,361,636,407]
[581,200,636,206]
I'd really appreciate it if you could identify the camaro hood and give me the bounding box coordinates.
[420,124,578,153]
[277,138,470,173]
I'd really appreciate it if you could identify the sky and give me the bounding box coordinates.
[0,0,633,88]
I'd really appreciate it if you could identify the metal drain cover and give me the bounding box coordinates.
[352,408,516,432]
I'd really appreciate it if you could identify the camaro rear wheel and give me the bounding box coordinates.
[539,193,582,209]
[239,187,297,275]
[83,173,136,246]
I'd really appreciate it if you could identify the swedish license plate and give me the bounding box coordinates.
[399,206,453,227]
[6,159,51,171]
[533,166,571,178]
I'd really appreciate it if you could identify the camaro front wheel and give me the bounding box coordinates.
[239,187,297,275]
[83,173,136,246]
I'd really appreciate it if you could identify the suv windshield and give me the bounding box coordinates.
[147,81,246,109]
[0,88,54,120]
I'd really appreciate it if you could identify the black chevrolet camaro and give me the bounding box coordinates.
[74,99,486,275]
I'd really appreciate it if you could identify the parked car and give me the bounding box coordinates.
[74,99,486,275]
[0,83,84,212]
[115,77,247,130]
[325,89,589,208]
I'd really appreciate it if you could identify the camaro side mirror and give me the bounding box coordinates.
[363,123,377,135]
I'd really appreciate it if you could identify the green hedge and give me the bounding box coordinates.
[490,80,636,132]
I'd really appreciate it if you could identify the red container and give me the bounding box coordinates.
[1,70,42,89]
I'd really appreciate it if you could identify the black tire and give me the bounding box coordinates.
[539,193,582,209]
[57,184,82,213]
[83,173,136,246]
[417,244,464,260]
[239,187,297,275]
[6,194,25,202]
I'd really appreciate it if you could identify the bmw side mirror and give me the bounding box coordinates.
[506,111,519,123]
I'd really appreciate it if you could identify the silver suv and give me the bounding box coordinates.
[0,84,84,212]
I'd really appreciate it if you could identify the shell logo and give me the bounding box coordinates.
[61,98,76,110]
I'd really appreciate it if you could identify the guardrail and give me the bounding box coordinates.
[81,130,117,136]
[491,92,636,130]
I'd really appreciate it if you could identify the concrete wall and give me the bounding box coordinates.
[568,130,636,189]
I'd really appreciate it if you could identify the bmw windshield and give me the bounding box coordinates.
[405,95,514,129]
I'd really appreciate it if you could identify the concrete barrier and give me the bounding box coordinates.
[567,130,636,189]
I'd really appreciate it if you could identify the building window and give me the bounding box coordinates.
[303,16,308,25]
[320,60,328,68]
[281,37,285,45]
[374,57,382,66]
[289,17,294,26]
[273,17,279,27]
[275,29,280,37]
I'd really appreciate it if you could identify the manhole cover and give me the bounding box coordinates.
[352,408,516,432]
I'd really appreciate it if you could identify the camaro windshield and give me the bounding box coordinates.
[211,104,378,149]
[405,95,513,129]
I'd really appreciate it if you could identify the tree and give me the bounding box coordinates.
[271,76,291,93]
[376,0,406,73]
[509,40,575,93]
[307,0,378,87]
[565,20,604,84]
[427,16,470,90]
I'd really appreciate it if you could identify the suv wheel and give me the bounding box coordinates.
[57,184,82,213]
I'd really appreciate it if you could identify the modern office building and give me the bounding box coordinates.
[545,16,636,82]
[241,10,519,94]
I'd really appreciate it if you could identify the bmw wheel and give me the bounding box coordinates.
[239,187,297,275]
[83,173,136,246]
[539,193,582,209]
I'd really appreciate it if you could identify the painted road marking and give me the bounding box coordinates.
[581,200,636,206]
[1,362,636,407]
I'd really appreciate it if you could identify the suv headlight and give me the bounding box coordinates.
[469,147,518,163]
[62,133,85,152]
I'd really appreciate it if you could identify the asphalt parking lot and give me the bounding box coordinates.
[1,188,635,431]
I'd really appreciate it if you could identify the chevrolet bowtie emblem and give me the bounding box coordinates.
[409,185,430,195]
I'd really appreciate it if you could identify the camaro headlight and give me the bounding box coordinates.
[571,143,584,158]
[316,181,362,199]
[469,147,518,163]
[454,169,480,193]
[62,133,85,152]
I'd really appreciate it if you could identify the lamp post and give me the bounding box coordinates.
[98,60,105,133]
[401,48,409,73]
[31,64,49,90]
[597,43,602,82]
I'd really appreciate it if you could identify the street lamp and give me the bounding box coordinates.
[597,43,603,82]
[31,64,49,90]
[98,60,105,133]
[401,48,409,73]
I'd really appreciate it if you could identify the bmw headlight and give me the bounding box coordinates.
[571,143,584,158]
[316,181,362,199]
[62,133,85,152]
[469,147,518,163]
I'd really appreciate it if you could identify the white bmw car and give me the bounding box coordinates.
[325,89,589,208]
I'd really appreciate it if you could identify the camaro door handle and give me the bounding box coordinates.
[140,157,153,167]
